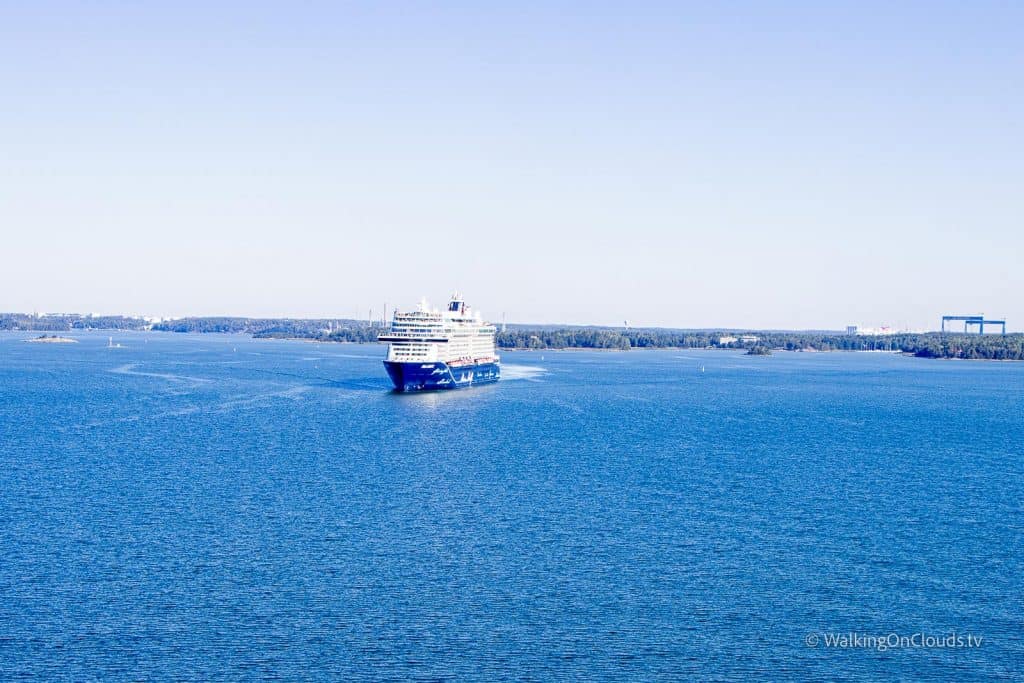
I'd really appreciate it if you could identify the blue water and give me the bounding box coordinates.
[1,332,1022,681]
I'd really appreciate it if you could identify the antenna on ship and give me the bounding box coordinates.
[502,313,506,333]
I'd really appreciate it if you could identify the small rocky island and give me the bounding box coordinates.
[24,334,78,344]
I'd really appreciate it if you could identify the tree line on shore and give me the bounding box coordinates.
[0,313,143,331]
[0,313,382,342]
[4,313,1022,360]
[496,328,1024,359]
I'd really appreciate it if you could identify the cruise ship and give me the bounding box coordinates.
[380,295,501,391]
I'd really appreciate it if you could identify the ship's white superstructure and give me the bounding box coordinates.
[382,295,498,365]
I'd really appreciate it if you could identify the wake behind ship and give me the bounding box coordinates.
[380,295,501,392]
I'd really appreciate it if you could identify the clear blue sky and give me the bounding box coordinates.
[3,2,1022,330]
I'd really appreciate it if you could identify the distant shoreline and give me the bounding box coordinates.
[4,314,1022,361]
[254,338,1021,361]
[261,340,1021,361]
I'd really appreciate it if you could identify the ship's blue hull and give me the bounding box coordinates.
[383,360,500,392]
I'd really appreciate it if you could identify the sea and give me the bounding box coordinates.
[1,331,1021,681]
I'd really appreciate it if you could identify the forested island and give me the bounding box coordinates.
[151,317,380,342]
[3,312,1023,360]
[1,313,146,331]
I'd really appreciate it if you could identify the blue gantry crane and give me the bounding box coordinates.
[941,315,1006,334]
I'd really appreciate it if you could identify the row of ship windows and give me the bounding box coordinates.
[395,326,486,331]
[387,327,491,333]
[392,344,494,351]
[392,341,493,347]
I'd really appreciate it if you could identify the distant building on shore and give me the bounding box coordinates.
[718,334,760,345]
[847,325,897,335]
[846,325,907,336]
